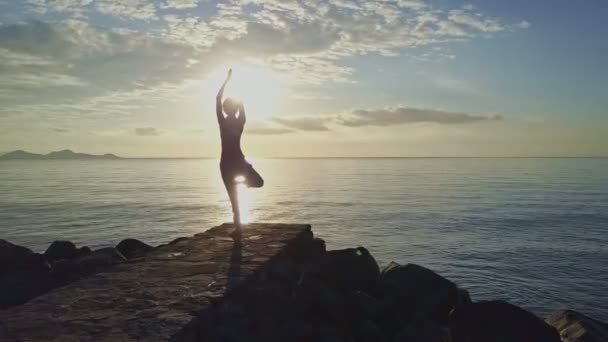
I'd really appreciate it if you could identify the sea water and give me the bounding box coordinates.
[1,158,607,319]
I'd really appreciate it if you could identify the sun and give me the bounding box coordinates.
[205,62,286,120]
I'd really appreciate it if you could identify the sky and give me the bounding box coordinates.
[0,0,606,157]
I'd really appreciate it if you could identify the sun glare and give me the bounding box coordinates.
[205,62,286,120]
[236,183,254,224]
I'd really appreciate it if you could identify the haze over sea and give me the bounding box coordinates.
[1,158,607,320]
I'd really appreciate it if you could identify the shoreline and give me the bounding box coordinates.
[1,223,605,341]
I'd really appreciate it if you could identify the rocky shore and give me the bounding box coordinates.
[1,223,606,341]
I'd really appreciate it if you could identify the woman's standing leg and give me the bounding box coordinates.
[226,183,240,226]
[221,163,241,226]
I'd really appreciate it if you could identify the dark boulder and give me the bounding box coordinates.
[0,240,46,275]
[314,247,380,293]
[449,300,560,342]
[0,268,52,308]
[44,240,79,262]
[79,246,92,255]
[378,263,457,326]
[545,310,608,342]
[345,290,385,321]
[76,247,127,275]
[116,238,153,260]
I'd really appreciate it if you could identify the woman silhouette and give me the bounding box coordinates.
[216,69,264,226]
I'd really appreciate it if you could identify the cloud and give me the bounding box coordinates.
[163,0,199,9]
[340,107,503,127]
[247,127,293,135]
[447,9,503,33]
[95,0,157,20]
[135,127,162,136]
[274,117,332,131]
[0,72,87,87]
[432,76,480,95]
[515,20,531,29]
[0,1,529,122]
[26,0,93,16]
[0,48,55,66]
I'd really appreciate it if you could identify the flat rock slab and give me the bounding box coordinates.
[0,223,312,341]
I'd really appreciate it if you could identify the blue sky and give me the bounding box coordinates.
[0,0,606,157]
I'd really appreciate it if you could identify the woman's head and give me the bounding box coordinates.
[223,97,240,117]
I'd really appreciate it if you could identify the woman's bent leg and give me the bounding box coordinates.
[221,164,241,225]
[245,165,264,188]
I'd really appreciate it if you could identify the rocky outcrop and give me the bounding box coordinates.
[449,300,560,342]
[0,223,602,341]
[116,238,153,259]
[546,310,608,342]
[44,240,80,261]
[0,238,151,309]
[0,239,46,275]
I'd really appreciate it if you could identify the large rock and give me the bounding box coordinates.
[0,268,51,308]
[449,300,560,342]
[546,310,608,342]
[116,238,153,259]
[44,240,79,262]
[76,247,127,275]
[0,240,46,275]
[378,263,457,326]
[315,247,380,293]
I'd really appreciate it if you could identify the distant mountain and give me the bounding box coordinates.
[0,149,120,160]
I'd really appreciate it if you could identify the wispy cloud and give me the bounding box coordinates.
[340,107,503,127]
[134,127,161,136]
[274,117,332,131]
[0,0,527,131]
[163,0,199,10]
[247,127,293,135]
[95,0,157,20]
[271,106,503,132]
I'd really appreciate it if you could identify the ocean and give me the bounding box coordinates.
[1,158,607,320]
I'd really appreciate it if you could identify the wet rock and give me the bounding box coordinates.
[449,300,560,342]
[116,238,153,259]
[315,247,380,293]
[545,310,608,342]
[378,263,457,326]
[77,247,127,275]
[44,240,79,262]
[0,240,46,275]
[0,268,51,308]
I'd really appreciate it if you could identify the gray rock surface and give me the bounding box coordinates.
[0,223,313,341]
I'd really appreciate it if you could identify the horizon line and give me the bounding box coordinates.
[4,156,608,159]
